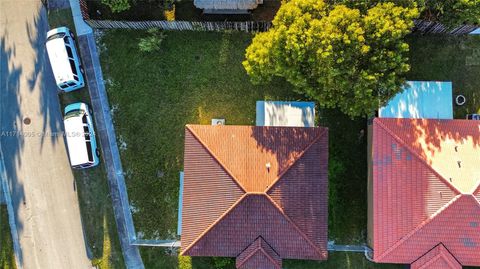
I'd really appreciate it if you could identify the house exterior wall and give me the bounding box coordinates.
[367,123,374,248]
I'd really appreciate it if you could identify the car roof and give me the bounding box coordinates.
[64,115,89,166]
[46,37,74,83]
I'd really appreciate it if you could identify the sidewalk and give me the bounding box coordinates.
[70,1,144,268]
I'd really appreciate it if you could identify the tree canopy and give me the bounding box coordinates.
[328,0,480,26]
[243,0,419,117]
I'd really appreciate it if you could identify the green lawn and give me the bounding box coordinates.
[0,206,16,269]
[47,8,125,269]
[99,29,390,268]
[100,30,302,240]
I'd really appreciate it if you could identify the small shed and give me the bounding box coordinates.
[379,81,453,119]
[194,0,263,14]
[256,101,315,127]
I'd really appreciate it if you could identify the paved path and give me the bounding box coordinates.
[77,31,144,269]
[0,1,91,268]
[69,1,143,267]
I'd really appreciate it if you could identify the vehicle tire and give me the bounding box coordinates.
[96,149,101,157]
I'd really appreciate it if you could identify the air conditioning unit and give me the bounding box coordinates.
[211,118,225,125]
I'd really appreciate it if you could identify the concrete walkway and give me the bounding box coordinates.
[69,1,144,268]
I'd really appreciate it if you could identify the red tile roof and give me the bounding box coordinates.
[371,118,480,267]
[236,237,282,269]
[181,125,329,267]
[411,244,461,269]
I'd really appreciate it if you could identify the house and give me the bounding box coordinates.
[194,0,263,14]
[379,81,453,119]
[368,118,480,268]
[256,101,315,127]
[181,124,329,268]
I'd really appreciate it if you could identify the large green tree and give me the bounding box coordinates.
[328,0,480,26]
[243,0,419,117]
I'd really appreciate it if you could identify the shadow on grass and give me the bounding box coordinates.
[73,164,125,269]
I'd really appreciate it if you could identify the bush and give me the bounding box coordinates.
[212,257,235,269]
[138,29,167,53]
[101,0,131,13]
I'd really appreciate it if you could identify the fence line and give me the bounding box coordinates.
[412,20,478,35]
[86,20,273,32]
[86,19,478,34]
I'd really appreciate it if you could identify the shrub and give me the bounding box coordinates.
[138,29,167,53]
[101,0,131,13]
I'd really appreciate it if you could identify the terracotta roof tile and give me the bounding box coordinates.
[371,118,480,267]
[186,125,322,192]
[181,129,245,249]
[268,132,328,250]
[181,125,329,267]
[411,244,462,269]
[184,194,323,259]
[236,237,282,269]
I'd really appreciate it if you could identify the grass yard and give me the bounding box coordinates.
[99,29,396,268]
[407,34,480,116]
[98,26,480,268]
[100,30,302,239]
[47,8,125,269]
[0,206,16,269]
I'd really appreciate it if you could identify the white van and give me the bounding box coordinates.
[46,27,85,92]
[64,102,100,168]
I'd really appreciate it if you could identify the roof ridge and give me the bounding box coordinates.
[185,126,247,193]
[439,252,462,269]
[264,194,326,259]
[472,181,480,196]
[415,244,461,269]
[181,193,248,255]
[265,127,327,193]
[236,242,282,269]
[376,194,463,261]
[419,255,441,269]
[258,248,282,269]
[374,119,461,195]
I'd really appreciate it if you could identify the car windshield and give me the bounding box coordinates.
[47,32,65,42]
[64,109,84,120]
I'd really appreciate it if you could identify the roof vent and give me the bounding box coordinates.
[211,118,225,126]
[266,162,271,172]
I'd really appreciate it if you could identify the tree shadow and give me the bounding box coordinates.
[1,22,26,268]
[380,118,480,193]
[25,7,63,150]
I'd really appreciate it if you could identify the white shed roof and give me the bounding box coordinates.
[194,0,259,10]
[256,101,315,127]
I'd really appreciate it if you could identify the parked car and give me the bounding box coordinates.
[64,102,100,168]
[46,27,84,92]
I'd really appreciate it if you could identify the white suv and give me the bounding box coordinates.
[46,27,85,92]
[64,102,100,168]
